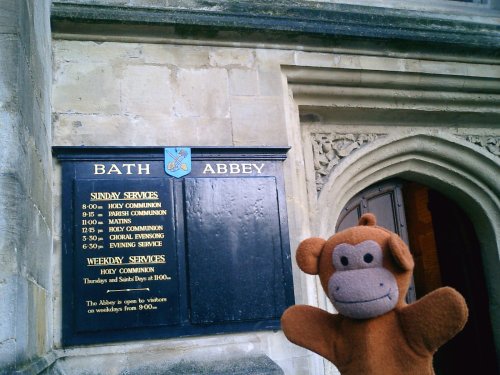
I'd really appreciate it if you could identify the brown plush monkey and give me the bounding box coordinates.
[281,213,468,375]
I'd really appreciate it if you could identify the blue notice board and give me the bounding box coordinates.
[53,147,294,345]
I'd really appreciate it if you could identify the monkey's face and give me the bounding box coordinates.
[295,213,414,320]
[327,240,399,319]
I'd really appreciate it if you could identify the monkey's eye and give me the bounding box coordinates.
[340,256,349,266]
[363,253,374,263]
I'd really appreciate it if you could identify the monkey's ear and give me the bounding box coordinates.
[388,234,414,271]
[296,238,326,275]
[358,213,377,226]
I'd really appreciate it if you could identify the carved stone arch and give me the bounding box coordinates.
[315,130,500,356]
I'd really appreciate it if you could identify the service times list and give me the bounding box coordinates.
[73,178,180,333]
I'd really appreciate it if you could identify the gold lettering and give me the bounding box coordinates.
[125,225,163,232]
[109,218,132,224]
[137,241,163,248]
[109,242,136,249]
[134,233,164,240]
[86,257,124,266]
[128,254,165,263]
[109,234,133,240]
[124,202,161,209]
[130,209,167,216]
[108,210,130,217]
[119,267,155,274]
[91,192,121,201]
[123,191,158,200]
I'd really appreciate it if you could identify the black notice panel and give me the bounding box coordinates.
[73,178,179,332]
[53,147,293,345]
[185,177,285,324]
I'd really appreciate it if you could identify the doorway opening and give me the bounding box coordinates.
[336,179,498,375]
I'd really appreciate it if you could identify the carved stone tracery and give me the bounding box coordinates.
[463,135,500,157]
[312,133,379,192]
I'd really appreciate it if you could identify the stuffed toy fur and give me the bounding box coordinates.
[281,213,468,375]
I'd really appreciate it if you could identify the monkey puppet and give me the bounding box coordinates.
[281,213,468,375]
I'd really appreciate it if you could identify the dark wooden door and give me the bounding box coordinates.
[336,180,416,302]
[427,189,498,375]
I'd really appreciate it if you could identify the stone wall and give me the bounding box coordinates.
[50,25,500,372]
[0,0,497,374]
[0,1,53,373]
[52,42,290,147]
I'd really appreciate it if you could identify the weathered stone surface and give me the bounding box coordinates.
[0,37,18,105]
[209,48,255,68]
[51,0,500,53]
[53,62,121,114]
[46,3,500,375]
[142,44,210,67]
[174,68,230,118]
[229,69,259,96]
[0,1,52,372]
[121,65,173,116]
[231,96,287,146]
[0,0,18,34]
[42,354,284,375]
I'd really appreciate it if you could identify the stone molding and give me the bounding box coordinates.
[310,131,500,343]
[312,133,380,192]
[286,66,500,116]
[51,1,500,52]
[463,135,500,157]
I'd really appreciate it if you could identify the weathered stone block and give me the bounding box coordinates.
[0,0,18,34]
[174,68,229,118]
[162,117,233,146]
[42,354,284,375]
[231,97,287,146]
[142,44,209,67]
[24,207,52,289]
[53,40,140,64]
[27,282,49,358]
[229,69,259,96]
[258,67,284,97]
[153,355,284,375]
[53,62,120,114]
[54,113,191,146]
[0,276,17,345]
[209,48,255,68]
[0,37,18,104]
[0,338,16,374]
[54,0,129,5]
[294,51,341,68]
[120,65,173,116]
[255,49,294,66]
[128,0,170,8]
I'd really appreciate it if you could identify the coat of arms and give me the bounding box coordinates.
[164,147,191,178]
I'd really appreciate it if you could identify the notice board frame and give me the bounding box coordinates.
[53,146,294,346]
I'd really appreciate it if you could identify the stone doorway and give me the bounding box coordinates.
[336,179,498,375]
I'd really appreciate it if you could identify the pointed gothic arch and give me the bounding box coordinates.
[314,131,500,359]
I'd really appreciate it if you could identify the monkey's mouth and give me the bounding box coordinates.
[333,289,393,305]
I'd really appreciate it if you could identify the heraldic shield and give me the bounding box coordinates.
[164,147,191,178]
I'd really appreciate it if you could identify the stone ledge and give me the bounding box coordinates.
[135,355,284,375]
[34,353,283,375]
[13,351,58,375]
[51,0,500,51]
